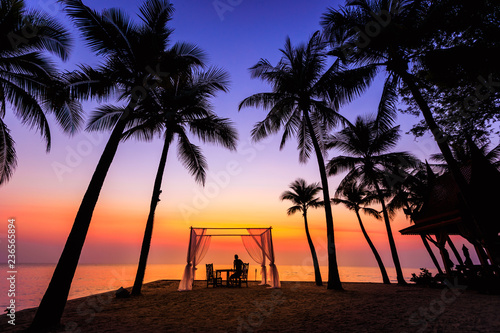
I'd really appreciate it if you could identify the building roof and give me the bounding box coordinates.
[399,148,500,236]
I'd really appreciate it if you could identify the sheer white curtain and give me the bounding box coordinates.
[262,228,280,288]
[178,228,211,291]
[242,228,280,288]
[241,235,267,285]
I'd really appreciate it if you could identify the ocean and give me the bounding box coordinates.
[0,264,434,311]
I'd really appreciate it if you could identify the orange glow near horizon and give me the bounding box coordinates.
[1,183,428,267]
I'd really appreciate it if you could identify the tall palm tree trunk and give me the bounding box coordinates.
[30,111,130,330]
[303,210,323,286]
[374,182,406,285]
[354,209,390,284]
[132,131,173,295]
[304,111,343,290]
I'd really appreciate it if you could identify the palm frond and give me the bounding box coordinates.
[177,131,207,185]
[0,118,17,185]
[3,81,51,151]
[327,64,378,107]
[46,98,83,135]
[279,110,301,150]
[376,152,421,171]
[308,199,325,209]
[360,206,381,219]
[64,65,116,102]
[188,115,238,151]
[286,205,302,216]
[0,52,57,86]
[297,115,313,163]
[192,66,231,95]
[310,100,349,131]
[248,58,278,79]
[238,92,285,111]
[376,73,399,132]
[86,104,126,132]
[280,190,298,202]
[331,197,356,211]
[369,125,401,154]
[486,143,500,166]
[42,77,84,135]
[326,155,359,175]
[23,8,72,61]
[60,0,136,57]
[138,0,173,38]
[169,41,207,67]
[249,101,292,143]
[121,117,163,142]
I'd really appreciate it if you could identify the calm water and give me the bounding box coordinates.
[0,264,433,311]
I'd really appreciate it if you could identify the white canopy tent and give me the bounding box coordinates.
[178,227,281,291]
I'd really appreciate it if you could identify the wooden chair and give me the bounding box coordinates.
[238,263,249,287]
[206,263,221,287]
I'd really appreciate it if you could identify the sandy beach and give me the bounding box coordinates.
[2,280,500,332]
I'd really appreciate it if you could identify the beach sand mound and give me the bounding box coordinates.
[1,280,500,332]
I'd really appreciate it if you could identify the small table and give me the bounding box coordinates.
[216,269,235,286]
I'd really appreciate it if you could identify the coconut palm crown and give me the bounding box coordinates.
[0,0,82,185]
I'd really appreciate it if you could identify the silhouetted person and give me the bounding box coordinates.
[463,245,473,266]
[230,254,243,285]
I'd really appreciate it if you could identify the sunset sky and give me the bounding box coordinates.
[0,0,481,273]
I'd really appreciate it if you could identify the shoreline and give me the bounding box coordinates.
[2,280,500,332]
[0,264,429,313]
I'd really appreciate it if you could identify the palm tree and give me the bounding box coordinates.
[113,66,237,295]
[239,32,376,290]
[0,0,82,185]
[326,115,419,285]
[280,178,324,286]
[431,141,500,171]
[320,0,479,229]
[332,180,390,284]
[30,0,202,329]
[387,162,438,222]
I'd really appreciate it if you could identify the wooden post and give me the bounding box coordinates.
[187,227,194,288]
[421,234,443,275]
[474,243,489,267]
[446,235,465,266]
[437,233,453,276]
